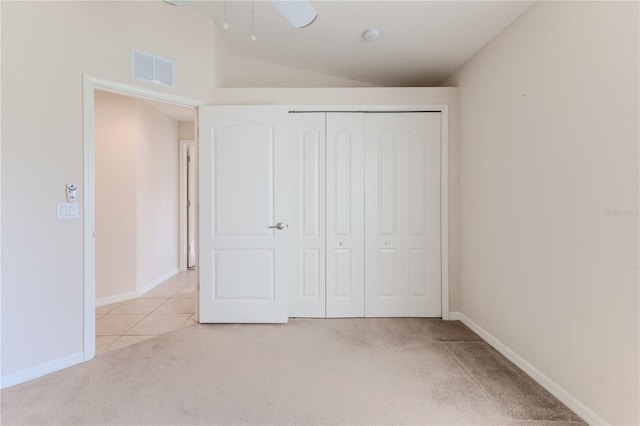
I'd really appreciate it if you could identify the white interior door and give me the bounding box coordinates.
[365,113,441,317]
[289,113,326,318]
[326,113,365,317]
[198,106,293,323]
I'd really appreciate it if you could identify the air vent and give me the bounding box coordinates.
[131,49,176,88]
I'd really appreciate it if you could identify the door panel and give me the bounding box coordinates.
[289,113,326,318]
[365,113,441,317]
[408,248,428,297]
[213,123,273,236]
[365,114,404,316]
[333,249,352,297]
[199,106,292,323]
[378,248,400,297]
[326,113,365,317]
[300,249,321,297]
[408,133,426,237]
[404,113,441,316]
[213,250,274,300]
[334,129,353,236]
[379,129,399,236]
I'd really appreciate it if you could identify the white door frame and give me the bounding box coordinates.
[82,75,205,361]
[179,139,196,271]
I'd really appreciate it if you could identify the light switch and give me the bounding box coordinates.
[58,203,79,219]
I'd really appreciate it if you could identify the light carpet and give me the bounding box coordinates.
[1,319,584,425]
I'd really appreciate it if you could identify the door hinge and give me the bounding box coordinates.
[187,155,191,162]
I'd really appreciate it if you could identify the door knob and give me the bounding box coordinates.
[268,222,285,230]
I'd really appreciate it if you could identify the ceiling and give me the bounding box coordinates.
[189,1,535,86]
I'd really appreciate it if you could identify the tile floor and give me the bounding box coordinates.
[95,270,197,354]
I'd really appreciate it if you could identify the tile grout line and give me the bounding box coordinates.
[103,311,153,351]
[97,271,196,353]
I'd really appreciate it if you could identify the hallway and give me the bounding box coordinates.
[95,270,196,354]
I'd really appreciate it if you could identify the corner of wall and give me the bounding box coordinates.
[449,311,608,425]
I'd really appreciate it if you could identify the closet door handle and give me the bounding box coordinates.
[268,222,285,230]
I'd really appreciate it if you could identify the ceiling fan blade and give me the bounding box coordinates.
[163,0,188,6]
[272,0,318,29]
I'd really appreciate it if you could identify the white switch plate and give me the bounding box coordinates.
[57,203,79,219]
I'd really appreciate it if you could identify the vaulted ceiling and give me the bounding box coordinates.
[189,1,535,86]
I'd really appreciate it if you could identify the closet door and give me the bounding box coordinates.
[365,113,442,317]
[289,113,326,318]
[364,114,405,316]
[403,113,441,316]
[326,113,365,317]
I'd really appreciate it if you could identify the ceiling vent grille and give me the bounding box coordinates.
[131,49,176,88]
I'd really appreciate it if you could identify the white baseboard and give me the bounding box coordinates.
[137,267,179,295]
[448,311,462,321]
[95,290,138,307]
[96,267,179,307]
[0,352,84,389]
[447,311,608,426]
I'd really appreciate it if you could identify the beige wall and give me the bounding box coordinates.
[95,92,180,302]
[444,2,639,424]
[95,92,138,300]
[216,46,375,88]
[178,121,196,140]
[1,1,215,378]
[135,100,180,291]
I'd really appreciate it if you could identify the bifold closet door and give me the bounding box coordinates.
[326,113,365,317]
[289,113,326,318]
[364,113,442,317]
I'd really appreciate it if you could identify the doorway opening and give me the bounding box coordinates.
[83,75,204,360]
[179,139,197,272]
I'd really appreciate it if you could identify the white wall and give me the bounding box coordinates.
[95,92,138,300]
[444,2,639,424]
[135,100,180,291]
[1,1,215,380]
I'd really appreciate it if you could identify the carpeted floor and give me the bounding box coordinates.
[1,319,584,425]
